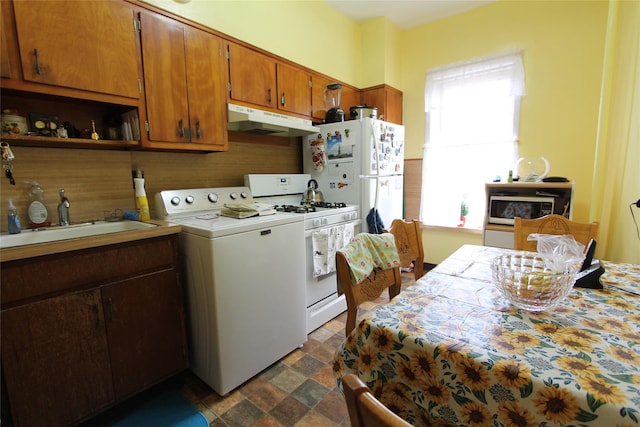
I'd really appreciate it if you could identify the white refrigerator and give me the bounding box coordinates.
[303,118,405,232]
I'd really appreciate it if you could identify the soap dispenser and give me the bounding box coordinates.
[132,169,150,221]
[57,189,70,226]
[26,181,50,228]
[7,198,21,234]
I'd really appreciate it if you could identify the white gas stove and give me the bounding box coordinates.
[245,174,360,333]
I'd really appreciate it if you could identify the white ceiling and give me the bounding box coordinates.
[324,0,495,30]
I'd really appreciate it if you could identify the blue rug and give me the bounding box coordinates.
[109,389,208,427]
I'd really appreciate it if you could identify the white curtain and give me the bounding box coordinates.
[425,50,526,112]
[420,50,525,229]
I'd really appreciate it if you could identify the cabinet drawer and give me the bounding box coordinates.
[1,236,178,306]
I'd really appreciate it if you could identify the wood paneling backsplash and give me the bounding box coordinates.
[1,143,421,233]
[0,138,301,231]
[403,158,422,222]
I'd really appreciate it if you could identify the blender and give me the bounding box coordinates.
[324,83,345,123]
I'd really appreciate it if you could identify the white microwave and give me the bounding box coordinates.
[488,195,555,225]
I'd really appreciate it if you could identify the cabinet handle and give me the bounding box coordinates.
[107,297,114,322]
[195,120,202,139]
[177,119,185,138]
[93,303,101,327]
[267,88,272,104]
[281,93,285,107]
[34,48,42,75]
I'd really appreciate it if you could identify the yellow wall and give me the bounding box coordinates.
[359,17,403,88]
[400,1,609,262]
[143,0,619,264]
[591,0,640,264]
[143,0,363,86]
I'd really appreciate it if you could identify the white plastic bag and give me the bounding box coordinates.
[527,234,585,273]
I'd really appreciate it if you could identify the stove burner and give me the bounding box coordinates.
[273,202,349,214]
[305,201,347,209]
[275,205,317,214]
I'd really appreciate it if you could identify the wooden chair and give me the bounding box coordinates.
[336,251,402,337]
[386,219,424,280]
[514,214,599,252]
[342,374,412,427]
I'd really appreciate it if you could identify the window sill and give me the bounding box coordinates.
[421,224,483,235]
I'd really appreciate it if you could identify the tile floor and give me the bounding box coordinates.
[87,271,423,427]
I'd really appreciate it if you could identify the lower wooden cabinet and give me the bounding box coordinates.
[2,289,115,427]
[0,234,188,427]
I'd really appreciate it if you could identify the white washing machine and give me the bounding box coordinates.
[156,186,306,396]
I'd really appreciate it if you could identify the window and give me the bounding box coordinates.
[420,50,525,229]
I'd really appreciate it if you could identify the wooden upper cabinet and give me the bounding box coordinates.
[361,84,403,124]
[1,1,15,79]
[228,43,312,117]
[384,86,403,124]
[12,0,140,99]
[228,42,277,109]
[184,27,228,149]
[311,74,333,122]
[341,85,362,119]
[276,62,311,117]
[139,12,188,143]
[139,11,227,150]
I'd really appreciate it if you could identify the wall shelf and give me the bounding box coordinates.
[482,181,574,249]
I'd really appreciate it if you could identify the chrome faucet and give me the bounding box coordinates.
[58,189,70,226]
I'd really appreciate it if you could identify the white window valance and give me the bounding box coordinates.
[425,50,526,112]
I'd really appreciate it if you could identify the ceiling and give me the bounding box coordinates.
[324,0,495,30]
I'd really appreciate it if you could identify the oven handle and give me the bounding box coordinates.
[304,219,361,238]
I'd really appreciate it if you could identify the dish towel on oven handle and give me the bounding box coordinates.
[338,233,400,288]
[312,223,355,278]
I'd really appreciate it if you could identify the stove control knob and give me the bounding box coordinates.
[322,218,328,226]
[230,192,238,200]
[207,193,218,203]
[170,196,180,206]
[185,195,194,204]
[313,219,321,227]
[240,191,248,199]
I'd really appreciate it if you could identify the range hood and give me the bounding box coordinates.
[227,103,320,137]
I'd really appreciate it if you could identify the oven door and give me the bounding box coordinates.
[304,218,360,333]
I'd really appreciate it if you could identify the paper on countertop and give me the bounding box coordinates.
[196,213,220,220]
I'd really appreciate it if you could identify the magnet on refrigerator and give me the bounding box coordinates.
[303,118,404,233]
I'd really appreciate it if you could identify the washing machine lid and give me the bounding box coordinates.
[170,211,303,238]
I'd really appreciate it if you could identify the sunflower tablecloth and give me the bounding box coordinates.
[334,245,640,427]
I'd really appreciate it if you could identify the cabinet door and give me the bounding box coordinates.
[361,87,385,118]
[103,269,188,399]
[228,42,277,109]
[341,85,363,118]
[184,27,228,149]
[384,85,403,124]
[277,62,311,117]
[1,289,114,427]
[1,1,14,78]
[12,0,139,99]
[311,74,333,122]
[139,11,189,143]
[362,85,403,124]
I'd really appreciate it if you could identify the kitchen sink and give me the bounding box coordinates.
[0,221,158,249]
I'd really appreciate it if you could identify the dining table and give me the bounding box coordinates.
[333,244,640,426]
